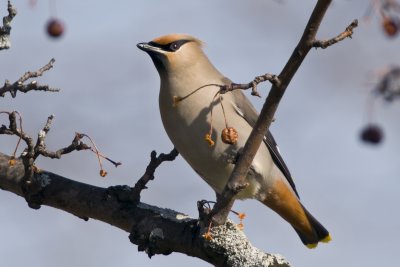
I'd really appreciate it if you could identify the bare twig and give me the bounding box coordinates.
[313,19,358,49]
[131,148,179,202]
[1,112,91,161]
[211,0,339,225]
[0,1,17,50]
[35,122,91,159]
[18,58,56,83]
[0,111,94,207]
[219,74,281,97]
[0,111,35,156]
[0,59,59,98]
[37,137,90,158]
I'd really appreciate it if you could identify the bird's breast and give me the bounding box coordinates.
[158,81,273,197]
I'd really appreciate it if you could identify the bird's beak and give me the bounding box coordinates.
[137,42,162,54]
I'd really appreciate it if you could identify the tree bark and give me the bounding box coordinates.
[0,152,290,267]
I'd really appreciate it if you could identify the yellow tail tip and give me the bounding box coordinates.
[306,243,318,249]
[321,234,332,243]
[305,234,332,249]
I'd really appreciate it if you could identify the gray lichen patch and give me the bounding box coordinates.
[34,172,51,187]
[149,228,164,241]
[204,220,290,267]
[137,202,193,223]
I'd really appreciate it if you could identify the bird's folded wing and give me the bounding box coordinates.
[230,89,299,198]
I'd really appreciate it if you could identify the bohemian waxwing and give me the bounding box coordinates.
[137,33,331,248]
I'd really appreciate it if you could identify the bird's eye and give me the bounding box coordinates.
[169,42,180,51]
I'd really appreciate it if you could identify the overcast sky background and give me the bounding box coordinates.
[1,1,400,266]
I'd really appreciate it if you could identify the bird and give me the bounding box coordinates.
[137,33,331,248]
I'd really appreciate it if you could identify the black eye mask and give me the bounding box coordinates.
[148,39,191,52]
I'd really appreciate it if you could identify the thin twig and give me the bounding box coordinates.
[219,74,281,97]
[131,148,179,202]
[18,58,56,83]
[313,19,358,49]
[35,127,91,159]
[0,59,59,98]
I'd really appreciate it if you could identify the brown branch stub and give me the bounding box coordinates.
[313,19,359,49]
[131,148,179,202]
[211,0,334,226]
[0,58,59,98]
[0,1,17,50]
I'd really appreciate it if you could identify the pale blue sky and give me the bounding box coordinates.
[1,1,400,266]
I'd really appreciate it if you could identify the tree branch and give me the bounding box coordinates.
[130,148,179,202]
[0,58,59,98]
[219,74,281,97]
[211,0,337,224]
[0,152,290,267]
[313,19,358,49]
[1,107,288,265]
[0,1,17,50]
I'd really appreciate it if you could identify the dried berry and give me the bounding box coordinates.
[8,157,16,166]
[360,124,384,144]
[382,17,398,38]
[237,212,246,220]
[221,127,238,145]
[204,133,215,147]
[99,169,108,177]
[46,18,64,38]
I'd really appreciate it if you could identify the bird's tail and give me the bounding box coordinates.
[294,204,331,248]
[260,179,331,248]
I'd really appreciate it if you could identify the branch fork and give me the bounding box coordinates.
[313,19,358,49]
[0,111,95,208]
[219,74,281,97]
[0,58,59,98]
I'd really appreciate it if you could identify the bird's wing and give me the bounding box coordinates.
[230,89,300,198]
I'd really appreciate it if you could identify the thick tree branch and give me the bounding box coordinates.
[0,1,17,50]
[0,152,290,267]
[0,107,289,265]
[211,0,336,224]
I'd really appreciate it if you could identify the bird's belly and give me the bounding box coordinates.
[160,92,275,199]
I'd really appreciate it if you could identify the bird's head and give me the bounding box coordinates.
[137,34,207,77]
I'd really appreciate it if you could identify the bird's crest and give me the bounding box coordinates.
[151,33,204,47]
